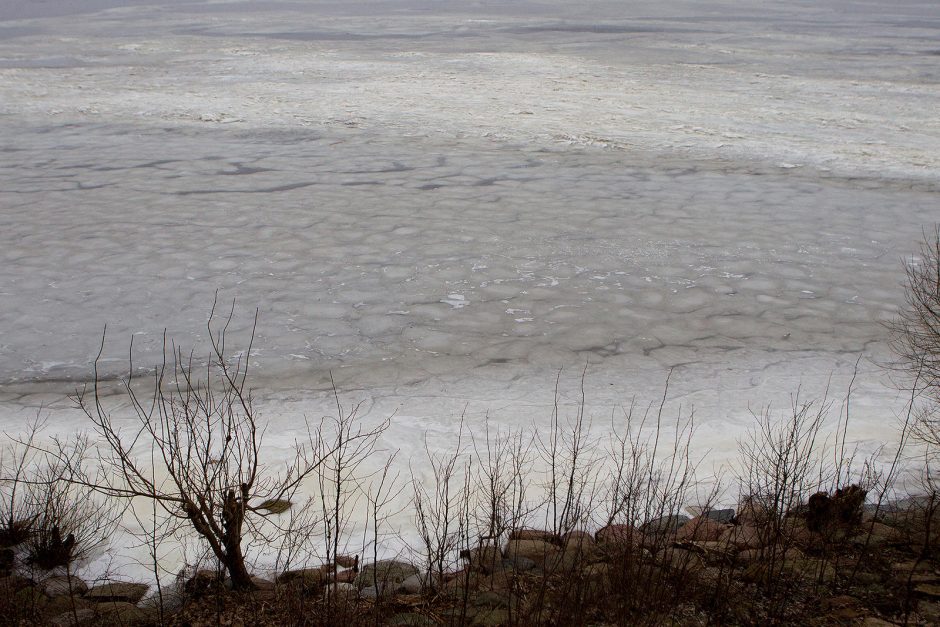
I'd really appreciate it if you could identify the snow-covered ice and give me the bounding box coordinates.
[1,0,939,581]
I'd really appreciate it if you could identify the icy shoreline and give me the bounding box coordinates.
[1,0,939,586]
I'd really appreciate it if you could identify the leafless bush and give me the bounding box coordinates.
[732,386,885,622]
[535,369,606,538]
[71,300,332,590]
[737,394,829,539]
[0,417,44,548]
[735,399,825,619]
[469,418,534,555]
[1,418,122,574]
[597,376,714,623]
[363,449,405,620]
[891,226,940,433]
[605,378,703,535]
[314,380,394,619]
[887,228,940,559]
[410,415,472,592]
[25,434,122,570]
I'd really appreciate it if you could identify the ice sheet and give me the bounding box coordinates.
[1,0,938,582]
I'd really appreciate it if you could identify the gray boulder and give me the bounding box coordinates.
[84,582,149,604]
[397,572,427,594]
[354,560,418,590]
[642,514,690,535]
[41,575,88,597]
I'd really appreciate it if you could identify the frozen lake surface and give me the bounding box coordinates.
[1,0,939,580]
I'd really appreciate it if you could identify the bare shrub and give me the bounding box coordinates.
[25,434,122,570]
[410,415,472,593]
[603,371,709,531]
[314,379,393,619]
[469,418,534,555]
[891,225,940,425]
[732,387,884,621]
[0,417,44,548]
[599,379,712,622]
[536,368,604,537]
[888,226,940,560]
[71,300,331,590]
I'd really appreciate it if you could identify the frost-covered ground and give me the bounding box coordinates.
[1,0,939,581]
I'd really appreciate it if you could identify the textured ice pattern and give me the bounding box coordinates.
[0,0,938,579]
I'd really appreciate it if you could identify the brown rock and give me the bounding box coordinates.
[324,582,358,602]
[137,587,188,614]
[735,548,763,564]
[49,608,96,627]
[503,539,560,566]
[509,529,557,543]
[738,546,804,564]
[557,531,597,566]
[44,594,93,617]
[656,547,705,573]
[463,545,502,572]
[689,541,735,564]
[563,530,595,550]
[277,567,327,590]
[41,575,88,597]
[547,541,594,572]
[335,554,358,569]
[915,583,940,599]
[84,582,149,604]
[741,562,771,584]
[478,568,516,592]
[334,568,358,583]
[719,524,763,549]
[250,576,275,590]
[675,516,729,542]
[438,572,473,600]
[736,497,771,526]
[354,560,419,589]
[782,517,818,547]
[442,568,469,583]
[595,524,644,546]
[641,515,690,537]
[822,595,865,620]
